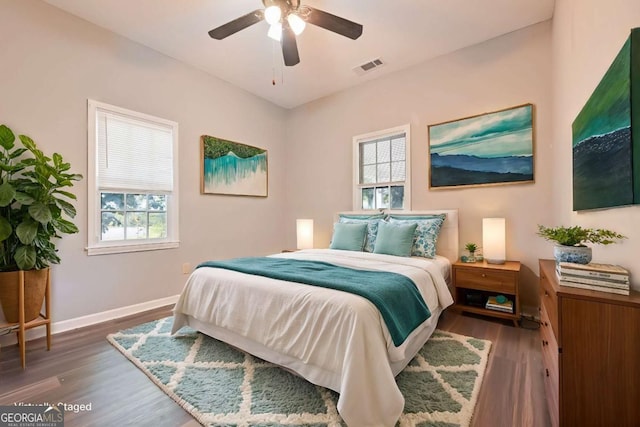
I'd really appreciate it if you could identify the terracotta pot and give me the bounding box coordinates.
[0,268,49,323]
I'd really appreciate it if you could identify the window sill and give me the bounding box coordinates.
[86,241,179,256]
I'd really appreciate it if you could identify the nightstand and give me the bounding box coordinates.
[452,260,521,326]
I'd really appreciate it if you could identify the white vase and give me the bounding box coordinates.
[553,245,592,264]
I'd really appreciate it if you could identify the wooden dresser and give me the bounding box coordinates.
[539,259,640,427]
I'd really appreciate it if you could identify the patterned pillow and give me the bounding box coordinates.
[338,214,384,252]
[388,214,446,258]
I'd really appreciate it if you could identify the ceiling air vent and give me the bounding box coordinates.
[353,58,385,76]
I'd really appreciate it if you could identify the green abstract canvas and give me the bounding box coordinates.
[572,28,640,211]
[201,135,268,197]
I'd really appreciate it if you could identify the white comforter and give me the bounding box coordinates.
[172,249,454,426]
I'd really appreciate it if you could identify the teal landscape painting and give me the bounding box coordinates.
[572,28,639,211]
[428,104,534,188]
[201,135,267,197]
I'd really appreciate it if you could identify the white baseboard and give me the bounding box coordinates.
[0,294,179,347]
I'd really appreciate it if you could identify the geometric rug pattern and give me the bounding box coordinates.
[107,317,491,427]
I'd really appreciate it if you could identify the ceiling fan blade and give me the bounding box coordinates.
[208,9,264,40]
[303,6,363,40]
[281,21,300,66]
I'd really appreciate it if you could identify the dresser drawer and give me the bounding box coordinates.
[539,269,559,339]
[540,304,558,374]
[454,268,516,294]
[542,355,560,427]
[540,303,559,427]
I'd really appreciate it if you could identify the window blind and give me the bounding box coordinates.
[359,132,406,185]
[97,110,174,192]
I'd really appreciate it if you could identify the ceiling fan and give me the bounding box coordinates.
[208,0,363,67]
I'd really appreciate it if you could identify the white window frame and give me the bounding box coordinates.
[87,99,180,255]
[352,124,411,211]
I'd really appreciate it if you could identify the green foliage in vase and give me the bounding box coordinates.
[0,124,82,271]
[537,225,625,247]
[464,242,478,253]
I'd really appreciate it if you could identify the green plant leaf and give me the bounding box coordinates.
[16,220,39,244]
[54,198,76,218]
[14,245,36,270]
[0,181,16,207]
[14,191,35,205]
[29,202,53,224]
[0,216,12,242]
[18,134,36,152]
[0,125,15,150]
[52,218,78,234]
[9,148,28,159]
[54,190,77,200]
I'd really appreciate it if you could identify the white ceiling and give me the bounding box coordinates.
[43,0,555,109]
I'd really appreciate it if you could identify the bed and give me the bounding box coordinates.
[172,209,458,426]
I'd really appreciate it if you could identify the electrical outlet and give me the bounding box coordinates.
[182,262,191,275]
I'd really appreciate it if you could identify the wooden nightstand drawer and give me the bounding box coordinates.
[452,260,521,326]
[454,268,516,294]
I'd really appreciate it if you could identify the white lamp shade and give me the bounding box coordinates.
[287,13,306,35]
[483,218,506,264]
[264,5,282,25]
[268,22,282,41]
[296,219,314,250]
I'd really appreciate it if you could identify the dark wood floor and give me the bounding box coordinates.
[0,307,549,427]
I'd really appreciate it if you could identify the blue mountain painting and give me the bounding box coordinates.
[429,104,534,188]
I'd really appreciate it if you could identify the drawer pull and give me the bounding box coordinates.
[481,273,486,278]
[544,291,549,297]
[542,340,548,346]
[544,321,548,327]
[546,368,549,377]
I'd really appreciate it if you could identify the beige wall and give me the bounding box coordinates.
[0,0,287,323]
[285,22,554,314]
[551,0,640,290]
[10,0,626,324]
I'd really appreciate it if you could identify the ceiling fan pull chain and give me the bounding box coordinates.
[272,40,277,85]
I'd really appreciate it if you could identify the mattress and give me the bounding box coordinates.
[172,249,453,426]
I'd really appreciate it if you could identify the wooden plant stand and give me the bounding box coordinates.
[0,269,51,369]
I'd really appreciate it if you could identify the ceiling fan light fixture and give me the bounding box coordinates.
[268,22,283,41]
[287,13,306,35]
[264,5,282,25]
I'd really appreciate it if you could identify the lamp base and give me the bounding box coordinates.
[485,258,505,265]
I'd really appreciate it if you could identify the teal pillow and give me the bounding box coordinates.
[373,222,418,257]
[388,214,446,258]
[330,222,367,251]
[338,216,382,252]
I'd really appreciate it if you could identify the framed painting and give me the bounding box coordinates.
[572,27,640,211]
[428,104,535,189]
[201,135,268,197]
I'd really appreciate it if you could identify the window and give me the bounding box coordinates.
[353,124,411,211]
[87,100,179,255]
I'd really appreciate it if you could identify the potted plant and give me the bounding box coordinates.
[0,124,81,323]
[537,225,625,264]
[464,242,478,262]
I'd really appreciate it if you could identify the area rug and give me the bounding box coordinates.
[107,317,491,427]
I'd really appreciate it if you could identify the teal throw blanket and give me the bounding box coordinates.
[197,257,431,346]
